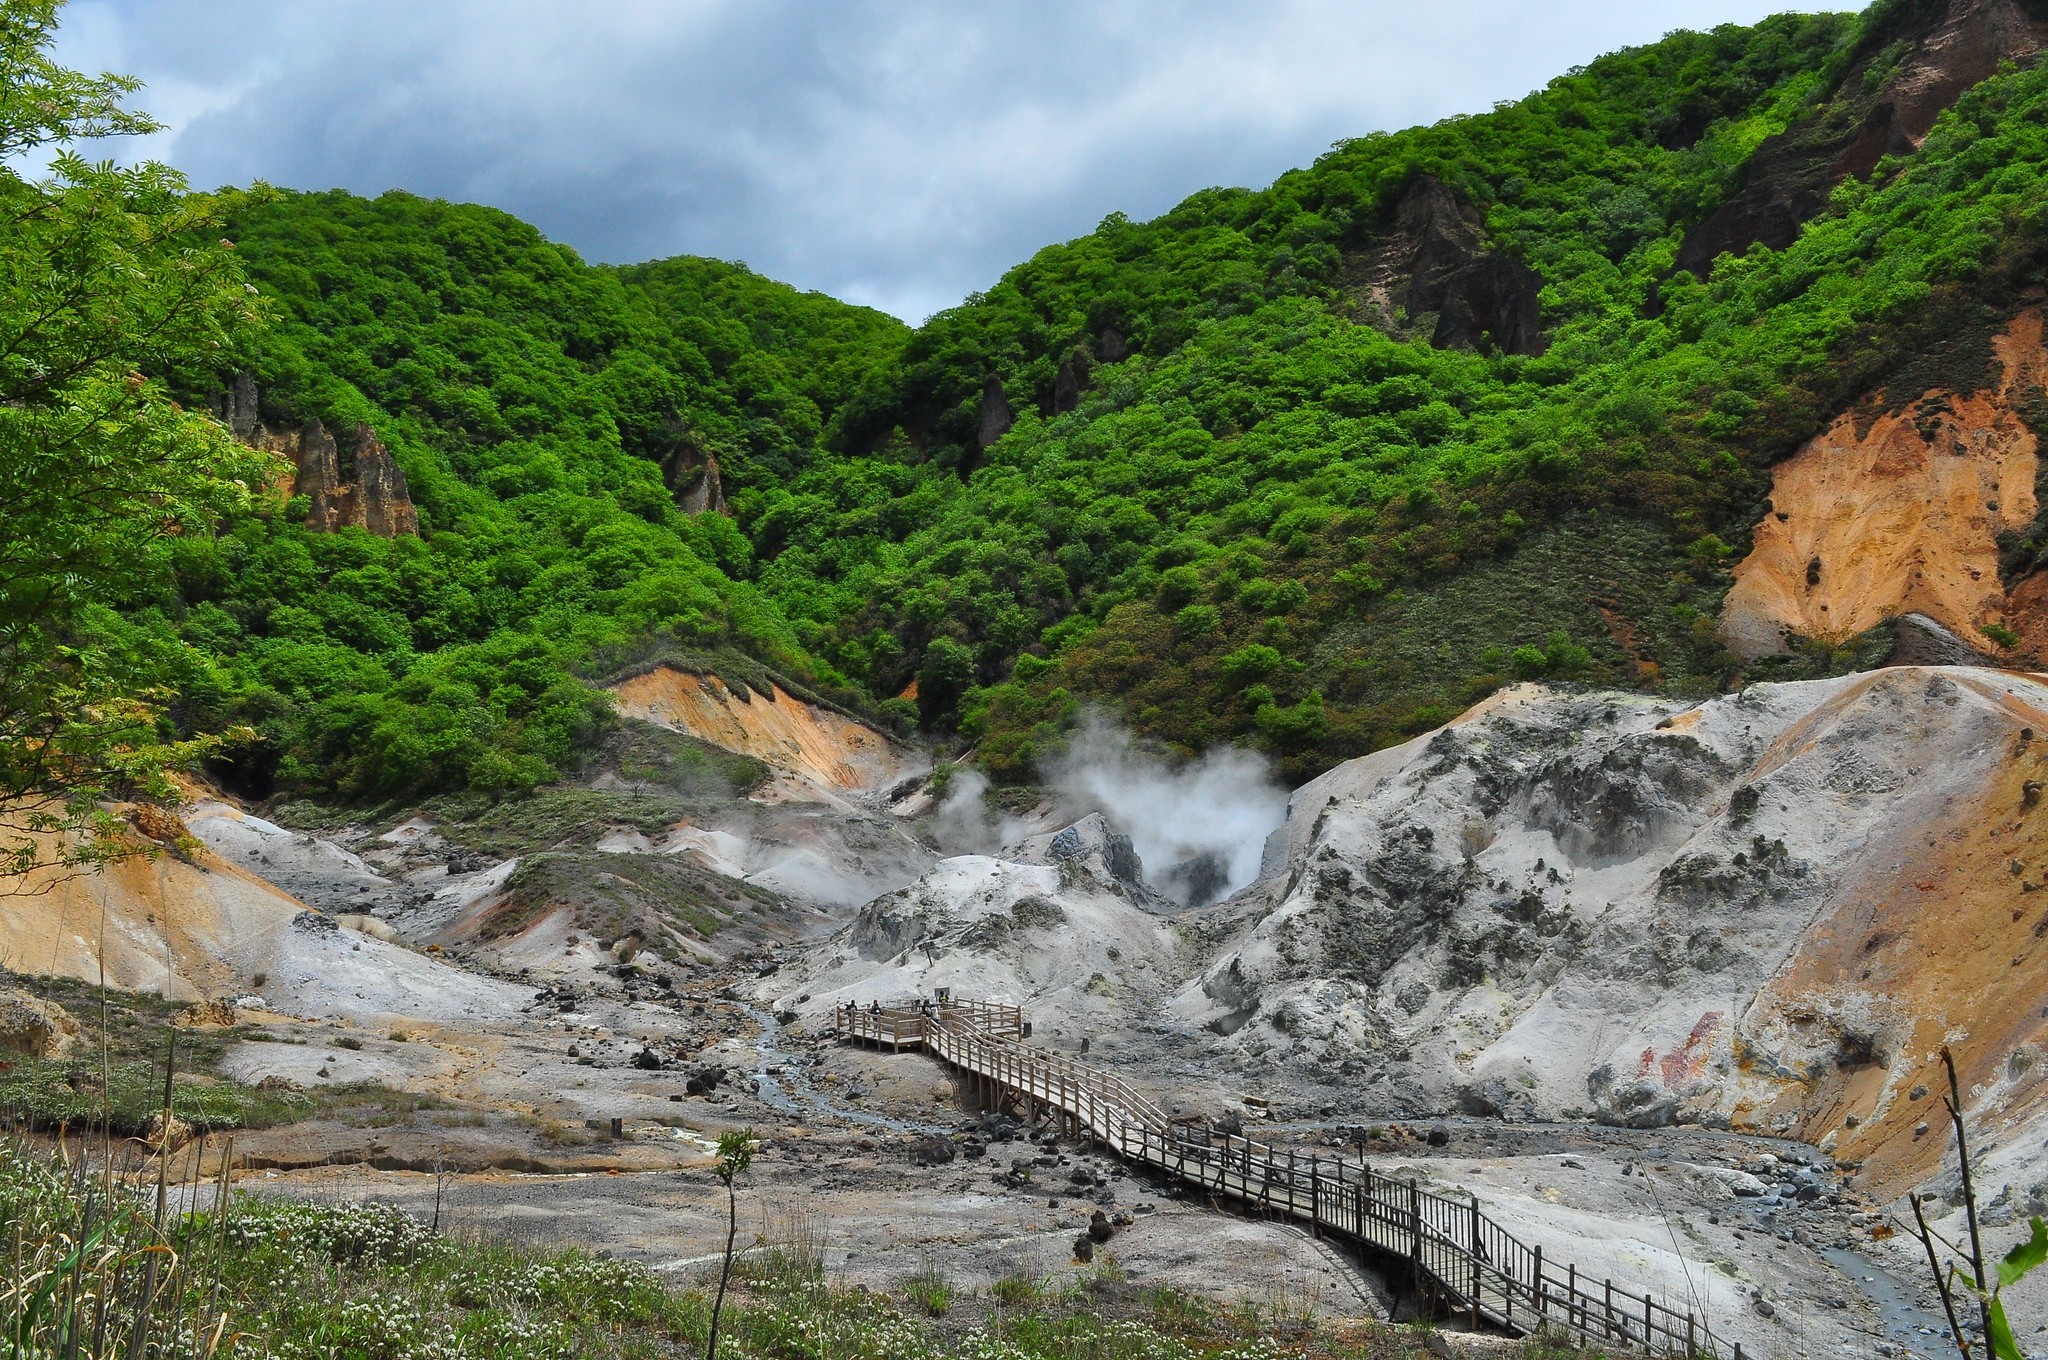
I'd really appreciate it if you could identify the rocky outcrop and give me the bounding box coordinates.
[660,441,727,515]
[1172,669,2048,1202]
[1430,253,1544,357]
[214,375,419,537]
[976,374,1014,449]
[1346,175,1546,356]
[1051,357,1085,414]
[1886,611,2003,666]
[0,986,78,1058]
[778,814,1188,1029]
[294,422,420,537]
[0,804,526,1023]
[1721,309,2048,659]
[607,665,926,798]
[1673,0,2048,279]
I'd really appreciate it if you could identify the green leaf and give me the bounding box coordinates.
[1996,1216,2048,1288]
[1987,1296,2022,1360]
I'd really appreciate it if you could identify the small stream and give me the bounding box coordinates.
[731,1000,950,1136]
[1821,1246,1953,1358]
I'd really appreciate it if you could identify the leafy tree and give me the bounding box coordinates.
[0,1,267,876]
[704,1127,755,1360]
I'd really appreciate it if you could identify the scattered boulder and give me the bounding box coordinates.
[1072,1234,1095,1263]
[0,988,79,1059]
[1087,1209,1115,1244]
[175,999,238,1029]
[684,1065,728,1096]
[144,1110,195,1154]
[632,1048,664,1071]
[912,1134,957,1166]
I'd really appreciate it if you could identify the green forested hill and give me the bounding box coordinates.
[738,0,2048,776]
[116,0,2048,796]
[137,190,906,798]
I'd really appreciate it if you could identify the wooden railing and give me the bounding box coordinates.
[836,998,1743,1359]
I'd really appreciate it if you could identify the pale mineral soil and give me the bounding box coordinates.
[13,668,2031,1359]
[187,960,1954,1360]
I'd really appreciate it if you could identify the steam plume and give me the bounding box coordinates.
[1044,715,1286,908]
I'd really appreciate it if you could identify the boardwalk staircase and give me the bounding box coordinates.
[836,997,1743,1359]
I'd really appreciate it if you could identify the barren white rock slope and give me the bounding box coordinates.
[778,815,1188,1032]
[1178,666,2048,1204]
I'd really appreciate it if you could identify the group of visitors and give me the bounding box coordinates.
[838,996,947,1025]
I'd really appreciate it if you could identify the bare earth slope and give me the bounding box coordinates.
[1723,310,2048,658]
[610,666,925,799]
[0,808,525,1025]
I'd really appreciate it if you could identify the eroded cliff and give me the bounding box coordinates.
[1722,308,2048,659]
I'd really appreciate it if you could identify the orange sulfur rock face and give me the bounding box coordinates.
[608,666,911,794]
[1722,310,2048,659]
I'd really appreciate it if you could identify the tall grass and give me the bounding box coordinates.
[0,1131,1623,1360]
[2,1132,234,1360]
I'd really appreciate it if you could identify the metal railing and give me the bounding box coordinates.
[835,997,1742,1358]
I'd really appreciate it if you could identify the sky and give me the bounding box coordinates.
[56,1,1847,322]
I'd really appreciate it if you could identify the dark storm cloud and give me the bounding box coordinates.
[57,0,1847,319]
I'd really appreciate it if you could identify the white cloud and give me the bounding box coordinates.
[57,0,1850,319]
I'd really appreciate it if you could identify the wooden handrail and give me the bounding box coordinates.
[833,998,1737,1358]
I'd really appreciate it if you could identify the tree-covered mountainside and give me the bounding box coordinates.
[70,0,2048,799]
[131,190,906,799]
[753,0,2048,778]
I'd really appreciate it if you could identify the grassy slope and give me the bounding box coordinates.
[0,972,446,1136]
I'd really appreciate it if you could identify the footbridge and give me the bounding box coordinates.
[836,997,1742,1359]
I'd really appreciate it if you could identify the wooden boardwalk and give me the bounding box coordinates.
[836,997,1742,1359]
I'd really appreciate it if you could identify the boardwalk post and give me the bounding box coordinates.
[1567,1262,1576,1336]
[1470,1193,1482,1328]
[1606,1278,1615,1341]
[1309,1157,1321,1236]
[1532,1243,1542,1322]
[1409,1179,1423,1307]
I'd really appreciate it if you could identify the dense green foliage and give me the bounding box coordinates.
[0,2,266,869]
[740,2,2048,774]
[76,0,2048,797]
[134,190,905,799]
